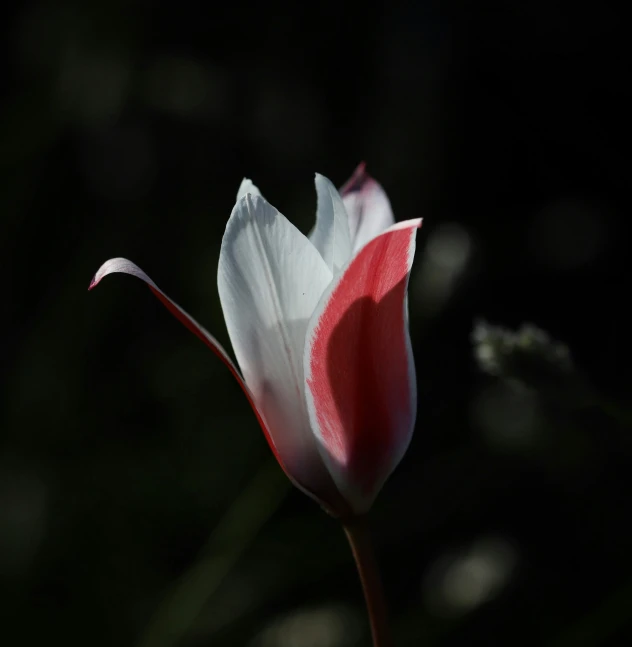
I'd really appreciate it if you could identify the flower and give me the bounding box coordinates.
[90,164,421,517]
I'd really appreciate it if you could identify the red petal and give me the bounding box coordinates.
[304,220,421,512]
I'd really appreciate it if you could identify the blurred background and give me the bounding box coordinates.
[2,1,632,645]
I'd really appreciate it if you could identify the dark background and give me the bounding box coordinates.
[2,1,632,645]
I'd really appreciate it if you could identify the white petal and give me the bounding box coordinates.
[236,178,262,201]
[217,194,339,501]
[340,164,395,253]
[309,174,352,273]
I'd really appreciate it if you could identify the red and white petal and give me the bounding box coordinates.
[89,258,284,466]
[340,163,395,254]
[236,178,262,201]
[309,174,352,273]
[218,195,349,514]
[304,219,422,513]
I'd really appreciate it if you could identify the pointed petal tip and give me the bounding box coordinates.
[392,217,423,232]
[353,160,371,178]
[316,167,369,192]
[313,172,334,190]
[88,257,160,293]
[353,161,368,176]
[88,259,119,291]
[341,162,371,195]
[236,177,263,201]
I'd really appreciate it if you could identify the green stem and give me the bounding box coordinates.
[136,459,289,647]
[343,516,393,647]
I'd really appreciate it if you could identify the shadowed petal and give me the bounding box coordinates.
[341,163,395,253]
[304,219,421,513]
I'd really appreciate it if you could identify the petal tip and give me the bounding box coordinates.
[356,160,367,175]
[236,177,263,202]
[341,162,371,195]
[389,218,423,232]
[314,172,334,191]
[354,161,368,177]
[88,257,155,292]
[88,263,111,291]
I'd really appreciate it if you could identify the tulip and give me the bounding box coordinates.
[90,165,421,518]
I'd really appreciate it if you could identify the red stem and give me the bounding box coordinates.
[343,516,393,647]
